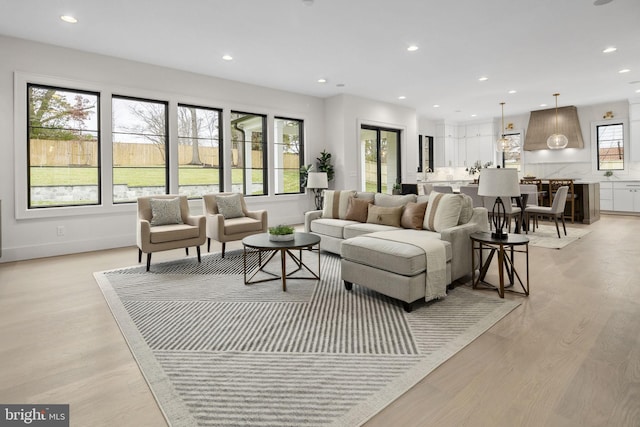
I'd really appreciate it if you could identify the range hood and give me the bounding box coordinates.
[523,106,584,151]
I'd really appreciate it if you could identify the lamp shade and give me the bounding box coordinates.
[306,172,328,189]
[477,168,520,197]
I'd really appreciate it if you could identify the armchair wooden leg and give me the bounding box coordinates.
[222,242,226,258]
[146,253,152,271]
[138,248,142,263]
[561,216,567,236]
[196,246,201,262]
[185,248,189,256]
[207,238,211,252]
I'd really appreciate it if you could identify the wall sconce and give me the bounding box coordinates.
[603,111,614,119]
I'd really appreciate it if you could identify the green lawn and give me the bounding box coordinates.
[30,166,301,193]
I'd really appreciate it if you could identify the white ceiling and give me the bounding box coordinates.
[1,0,639,122]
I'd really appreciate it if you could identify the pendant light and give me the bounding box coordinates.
[496,102,511,152]
[547,93,569,149]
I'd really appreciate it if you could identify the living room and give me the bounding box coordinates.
[1,1,640,426]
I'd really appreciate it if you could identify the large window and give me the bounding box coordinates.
[112,96,168,203]
[597,123,624,170]
[27,84,100,208]
[177,104,223,198]
[274,117,304,194]
[230,111,267,196]
[360,125,401,193]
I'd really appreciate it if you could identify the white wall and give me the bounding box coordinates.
[325,94,418,190]
[0,35,325,262]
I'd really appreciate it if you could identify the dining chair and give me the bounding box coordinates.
[525,186,569,238]
[549,179,576,223]
[520,178,544,206]
[459,185,483,208]
[432,185,454,193]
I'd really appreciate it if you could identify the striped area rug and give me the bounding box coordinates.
[95,250,520,426]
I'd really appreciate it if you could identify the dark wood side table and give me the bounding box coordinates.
[470,232,530,298]
[242,232,321,291]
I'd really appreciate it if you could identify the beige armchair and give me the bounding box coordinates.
[137,195,206,271]
[202,193,268,257]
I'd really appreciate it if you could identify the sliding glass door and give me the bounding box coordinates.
[360,125,401,193]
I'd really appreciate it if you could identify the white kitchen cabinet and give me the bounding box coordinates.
[458,121,495,168]
[599,182,613,211]
[612,181,640,212]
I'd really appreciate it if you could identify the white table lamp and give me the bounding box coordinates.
[307,172,328,210]
[477,168,520,239]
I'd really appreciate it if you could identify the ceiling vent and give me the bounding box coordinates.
[524,106,584,151]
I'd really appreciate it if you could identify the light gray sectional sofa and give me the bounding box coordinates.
[304,190,489,311]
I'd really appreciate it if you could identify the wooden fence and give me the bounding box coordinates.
[29,140,299,168]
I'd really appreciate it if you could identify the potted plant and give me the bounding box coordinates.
[268,224,295,241]
[316,150,335,184]
[392,182,402,195]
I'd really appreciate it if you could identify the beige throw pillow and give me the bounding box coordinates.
[345,196,371,223]
[366,205,403,227]
[322,190,356,219]
[423,192,463,232]
[401,201,427,229]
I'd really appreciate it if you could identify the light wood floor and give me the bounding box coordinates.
[1,215,639,427]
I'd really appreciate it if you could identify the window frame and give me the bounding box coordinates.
[26,83,102,209]
[501,130,524,172]
[177,103,224,198]
[591,119,629,176]
[273,116,304,195]
[595,122,625,171]
[230,110,268,196]
[111,94,169,204]
[360,124,402,193]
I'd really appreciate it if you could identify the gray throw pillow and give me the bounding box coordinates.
[150,197,183,226]
[216,194,245,219]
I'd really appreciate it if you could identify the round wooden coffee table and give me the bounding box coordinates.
[242,232,321,291]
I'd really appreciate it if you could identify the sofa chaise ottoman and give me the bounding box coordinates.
[341,232,452,312]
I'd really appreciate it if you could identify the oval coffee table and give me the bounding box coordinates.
[242,232,321,291]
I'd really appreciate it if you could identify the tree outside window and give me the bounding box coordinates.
[274,117,303,194]
[177,104,223,198]
[112,96,168,203]
[27,84,100,208]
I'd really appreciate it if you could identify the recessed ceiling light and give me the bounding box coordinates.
[60,15,77,23]
[636,89,640,93]
[433,104,440,108]
[508,90,517,94]
[603,47,617,53]
[619,68,631,73]
[471,114,477,117]
[593,0,613,5]
[336,83,345,87]
[398,96,406,100]
[540,103,548,107]
[317,78,327,83]
[222,55,233,61]
[407,45,419,52]
[478,76,489,81]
